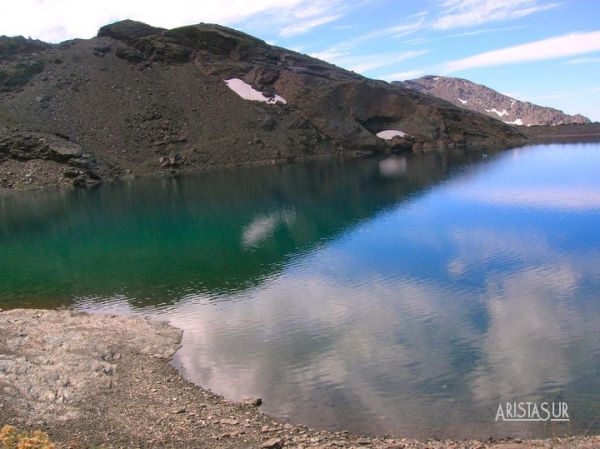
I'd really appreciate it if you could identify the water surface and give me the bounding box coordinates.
[1,143,599,439]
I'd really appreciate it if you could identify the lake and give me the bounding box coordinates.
[1,143,599,439]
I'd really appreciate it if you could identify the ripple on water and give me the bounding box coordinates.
[2,144,600,438]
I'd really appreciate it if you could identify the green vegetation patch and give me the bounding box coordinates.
[0,60,44,91]
[0,36,50,60]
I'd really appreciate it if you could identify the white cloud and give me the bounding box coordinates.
[278,14,340,37]
[565,56,600,65]
[382,20,427,38]
[402,37,430,46]
[356,12,427,41]
[305,1,554,80]
[380,70,427,82]
[293,3,331,19]
[307,11,428,74]
[310,50,427,74]
[453,187,600,211]
[0,0,341,42]
[446,24,524,37]
[433,0,560,30]
[500,91,523,99]
[526,87,600,101]
[443,30,600,72]
[309,47,347,62]
[348,51,427,73]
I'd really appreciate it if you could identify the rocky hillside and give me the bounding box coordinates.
[519,122,600,141]
[0,20,525,190]
[396,76,590,127]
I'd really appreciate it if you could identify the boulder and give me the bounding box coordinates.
[133,35,192,62]
[389,135,415,153]
[48,140,82,162]
[115,47,143,63]
[242,397,263,406]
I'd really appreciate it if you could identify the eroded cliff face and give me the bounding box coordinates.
[396,76,590,127]
[0,20,524,189]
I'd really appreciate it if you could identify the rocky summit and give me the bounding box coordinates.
[0,20,525,190]
[396,76,590,127]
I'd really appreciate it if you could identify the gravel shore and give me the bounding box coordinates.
[0,309,597,449]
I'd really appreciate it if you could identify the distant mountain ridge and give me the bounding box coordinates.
[394,76,590,127]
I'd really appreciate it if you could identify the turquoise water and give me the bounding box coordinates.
[1,143,599,438]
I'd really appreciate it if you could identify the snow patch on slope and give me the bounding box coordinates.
[376,130,408,140]
[457,98,468,105]
[504,118,523,125]
[485,108,508,118]
[224,78,287,105]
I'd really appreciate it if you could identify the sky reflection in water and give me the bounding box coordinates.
[1,143,599,438]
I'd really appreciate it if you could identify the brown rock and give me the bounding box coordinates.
[242,397,262,407]
[220,418,238,426]
[261,438,283,449]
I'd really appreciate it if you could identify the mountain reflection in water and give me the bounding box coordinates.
[1,143,599,439]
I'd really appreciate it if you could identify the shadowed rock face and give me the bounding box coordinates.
[0,36,51,60]
[0,20,525,190]
[396,75,590,127]
[0,36,50,92]
[0,126,103,188]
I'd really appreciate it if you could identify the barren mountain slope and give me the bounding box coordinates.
[396,75,590,127]
[0,21,525,189]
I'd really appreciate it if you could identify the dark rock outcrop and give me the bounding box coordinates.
[0,127,102,188]
[0,59,44,91]
[0,127,82,162]
[0,36,51,60]
[395,75,590,126]
[97,20,165,43]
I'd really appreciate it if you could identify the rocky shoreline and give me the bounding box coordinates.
[519,123,600,142]
[0,309,597,449]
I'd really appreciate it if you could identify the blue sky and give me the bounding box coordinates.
[2,0,600,120]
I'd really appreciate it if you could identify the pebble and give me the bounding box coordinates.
[220,418,238,425]
[261,437,283,448]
